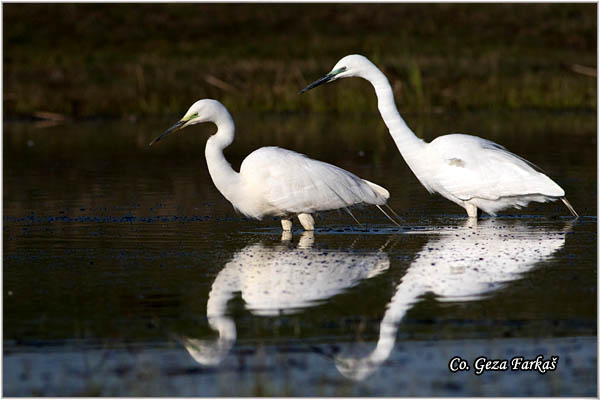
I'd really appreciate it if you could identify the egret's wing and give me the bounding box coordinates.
[240,147,388,214]
[428,134,564,201]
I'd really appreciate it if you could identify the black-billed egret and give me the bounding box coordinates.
[301,54,578,218]
[150,99,395,231]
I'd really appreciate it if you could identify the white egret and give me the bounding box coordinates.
[150,99,395,231]
[301,54,578,218]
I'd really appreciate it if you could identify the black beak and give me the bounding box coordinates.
[299,73,335,94]
[149,120,186,146]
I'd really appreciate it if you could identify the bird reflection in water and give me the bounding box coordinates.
[178,219,570,379]
[334,218,571,381]
[179,231,392,366]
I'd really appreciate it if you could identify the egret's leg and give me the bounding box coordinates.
[561,197,579,217]
[465,217,478,229]
[465,203,478,219]
[281,231,292,241]
[281,218,292,231]
[298,213,315,231]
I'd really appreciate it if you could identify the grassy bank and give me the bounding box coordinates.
[4,3,596,119]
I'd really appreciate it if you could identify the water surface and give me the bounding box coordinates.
[3,110,596,396]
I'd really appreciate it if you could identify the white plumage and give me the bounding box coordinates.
[301,54,578,218]
[150,99,390,230]
[239,147,388,215]
[424,134,564,215]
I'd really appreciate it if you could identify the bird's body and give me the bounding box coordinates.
[301,54,578,218]
[150,99,390,230]
[417,133,565,215]
[236,146,388,218]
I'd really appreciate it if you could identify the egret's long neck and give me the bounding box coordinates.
[204,113,242,204]
[362,66,426,168]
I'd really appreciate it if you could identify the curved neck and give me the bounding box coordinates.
[204,114,241,204]
[362,66,426,164]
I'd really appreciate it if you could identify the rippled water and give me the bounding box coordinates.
[3,111,597,396]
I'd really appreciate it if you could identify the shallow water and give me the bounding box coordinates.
[3,111,597,396]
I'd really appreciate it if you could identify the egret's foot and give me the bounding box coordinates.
[281,219,292,231]
[298,213,315,231]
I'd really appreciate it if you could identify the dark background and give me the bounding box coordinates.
[4,3,596,119]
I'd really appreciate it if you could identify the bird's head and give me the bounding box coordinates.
[300,54,375,94]
[149,99,225,146]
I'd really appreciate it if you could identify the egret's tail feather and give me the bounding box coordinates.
[364,180,390,202]
[344,207,364,228]
[561,197,579,217]
[376,205,402,228]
